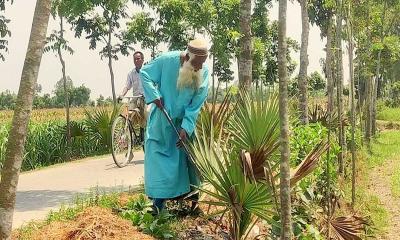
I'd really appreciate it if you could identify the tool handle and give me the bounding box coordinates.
[159,107,193,160]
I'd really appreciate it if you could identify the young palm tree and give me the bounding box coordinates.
[190,124,276,240]
[0,0,52,238]
[192,91,329,239]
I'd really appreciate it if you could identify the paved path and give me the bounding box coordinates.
[13,152,144,229]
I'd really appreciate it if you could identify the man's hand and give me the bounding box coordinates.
[153,98,164,109]
[176,129,188,148]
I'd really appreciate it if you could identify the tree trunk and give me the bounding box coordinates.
[298,0,309,124]
[0,0,51,238]
[365,76,372,146]
[57,16,71,160]
[325,15,334,239]
[371,50,381,136]
[335,0,345,175]
[357,53,363,139]
[371,1,387,136]
[278,0,292,238]
[108,18,116,104]
[238,0,252,90]
[347,7,356,206]
[212,55,216,104]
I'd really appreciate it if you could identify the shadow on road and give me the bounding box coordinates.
[16,190,78,212]
[104,159,144,170]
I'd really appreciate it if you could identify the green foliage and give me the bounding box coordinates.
[377,105,400,122]
[0,15,10,61]
[0,0,12,61]
[391,168,400,198]
[121,194,175,239]
[52,77,91,107]
[367,131,400,168]
[0,107,119,171]
[192,91,279,239]
[0,78,92,110]
[345,125,363,151]
[67,0,133,60]
[385,82,400,107]
[46,205,84,222]
[0,123,8,169]
[124,12,162,58]
[290,122,340,204]
[84,105,119,149]
[290,123,327,166]
[0,90,16,110]
[289,71,326,97]
[96,95,114,106]
[343,131,400,235]
[308,71,326,92]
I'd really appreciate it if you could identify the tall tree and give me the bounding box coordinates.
[0,0,52,237]
[335,0,345,174]
[238,0,252,89]
[325,15,334,239]
[298,0,310,124]
[346,0,356,207]
[278,0,292,238]
[371,0,399,135]
[44,0,74,159]
[69,0,133,103]
[125,11,163,59]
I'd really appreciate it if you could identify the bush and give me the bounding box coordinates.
[386,81,400,107]
[0,107,117,171]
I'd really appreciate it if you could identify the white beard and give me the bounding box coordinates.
[177,60,202,90]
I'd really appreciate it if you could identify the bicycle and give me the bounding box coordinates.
[111,95,146,168]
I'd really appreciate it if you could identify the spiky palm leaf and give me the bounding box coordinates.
[58,120,86,139]
[321,215,368,240]
[228,90,280,181]
[196,91,235,141]
[190,122,276,240]
[84,106,119,149]
[308,104,349,129]
[290,141,330,186]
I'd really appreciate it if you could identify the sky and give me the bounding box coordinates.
[0,0,349,99]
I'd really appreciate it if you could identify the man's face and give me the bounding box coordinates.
[134,53,144,69]
[190,55,207,72]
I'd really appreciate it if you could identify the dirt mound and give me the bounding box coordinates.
[13,207,154,240]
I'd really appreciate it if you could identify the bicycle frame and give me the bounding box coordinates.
[120,95,145,147]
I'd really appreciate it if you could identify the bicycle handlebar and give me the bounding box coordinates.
[118,95,144,103]
[123,95,144,99]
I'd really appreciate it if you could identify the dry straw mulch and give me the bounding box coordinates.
[13,207,154,240]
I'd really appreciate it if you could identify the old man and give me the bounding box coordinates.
[140,38,209,213]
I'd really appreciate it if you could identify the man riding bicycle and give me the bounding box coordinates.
[118,51,146,139]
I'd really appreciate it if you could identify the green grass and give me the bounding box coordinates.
[344,130,400,236]
[367,130,400,168]
[391,168,400,198]
[377,107,400,122]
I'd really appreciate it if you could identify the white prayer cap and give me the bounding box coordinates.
[187,38,208,57]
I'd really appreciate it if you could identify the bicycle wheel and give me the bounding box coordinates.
[111,115,132,168]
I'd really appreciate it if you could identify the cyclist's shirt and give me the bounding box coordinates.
[125,68,144,96]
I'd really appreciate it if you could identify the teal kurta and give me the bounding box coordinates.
[140,51,209,199]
